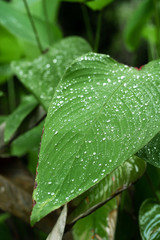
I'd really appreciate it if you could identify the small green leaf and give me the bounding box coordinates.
[62,0,86,2]
[62,0,114,9]
[73,198,119,240]
[142,24,157,45]
[124,0,154,51]
[4,95,38,142]
[139,199,160,240]
[0,25,22,64]
[31,53,160,225]
[68,156,146,223]
[0,1,61,49]
[11,120,44,157]
[12,37,92,110]
[86,0,114,11]
[0,213,10,223]
[0,91,3,97]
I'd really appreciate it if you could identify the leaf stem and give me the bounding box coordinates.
[94,11,103,53]
[81,4,94,46]
[153,0,160,57]
[23,0,44,54]
[145,172,160,203]
[8,77,16,113]
[42,0,52,46]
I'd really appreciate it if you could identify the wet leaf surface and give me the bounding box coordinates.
[12,37,92,110]
[31,53,160,225]
[68,156,146,224]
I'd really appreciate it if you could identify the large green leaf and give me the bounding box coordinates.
[73,198,118,240]
[139,199,160,240]
[124,0,154,51]
[31,53,160,225]
[11,120,44,157]
[0,1,61,49]
[68,156,146,224]
[4,95,38,142]
[12,37,92,110]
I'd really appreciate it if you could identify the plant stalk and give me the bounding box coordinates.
[8,77,16,113]
[23,0,44,54]
[153,0,160,57]
[94,11,103,53]
[42,0,52,45]
[81,4,94,46]
[145,172,160,204]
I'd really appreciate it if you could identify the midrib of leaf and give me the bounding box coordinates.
[36,61,139,208]
[42,61,151,188]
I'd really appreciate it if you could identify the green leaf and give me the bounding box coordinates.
[31,53,160,225]
[0,1,62,49]
[73,198,119,240]
[11,0,60,46]
[0,25,22,64]
[4,95,38,142]
[68,156,146,224]
[86,0,114,11]
[62,0,114,10]
[12,37,92,110]
[142,24,157,45]
[62,0,86,2]
[137,132,160,168]
[139,199,160,240]
[11,120,44,157]
[124,0,154,51]
[0,91,3,97]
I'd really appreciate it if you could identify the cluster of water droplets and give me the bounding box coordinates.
[33,52,160,216]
